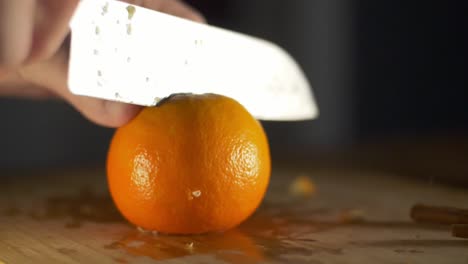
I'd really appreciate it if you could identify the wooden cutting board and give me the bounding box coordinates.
[1,164,467,264]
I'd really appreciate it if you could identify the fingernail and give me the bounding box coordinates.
[104,101,142,127]
[189,12,206,24]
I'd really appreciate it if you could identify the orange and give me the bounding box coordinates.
[107,94,271,234]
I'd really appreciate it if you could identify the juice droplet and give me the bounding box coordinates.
[126,5,136,20]
[102,2,109,15]
[126,24,132,35]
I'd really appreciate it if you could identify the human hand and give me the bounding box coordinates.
[0,0,204,127]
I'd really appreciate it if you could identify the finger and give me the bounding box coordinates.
[29,0,80,62]
[0,0,35,67]
[0,79,56,99]
[20,48,142,127]
[62,94,143,128]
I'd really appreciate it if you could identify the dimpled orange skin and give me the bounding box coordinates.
[107,94,271,235]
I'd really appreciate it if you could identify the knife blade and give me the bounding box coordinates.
[68,0,318,121]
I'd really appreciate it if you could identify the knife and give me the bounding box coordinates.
[68,0,318,121]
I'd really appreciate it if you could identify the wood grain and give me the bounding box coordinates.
[1,165,468,264]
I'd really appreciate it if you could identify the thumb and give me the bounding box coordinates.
[20,44,142,128]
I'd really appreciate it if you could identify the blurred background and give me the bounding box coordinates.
[1,0,467,182]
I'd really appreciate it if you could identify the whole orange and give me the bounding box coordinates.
[107,94,271,234]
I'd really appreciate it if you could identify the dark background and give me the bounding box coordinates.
[0,0,466,169]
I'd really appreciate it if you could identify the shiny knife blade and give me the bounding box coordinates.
[68,0,318,121]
